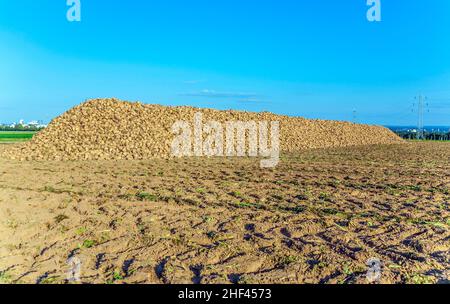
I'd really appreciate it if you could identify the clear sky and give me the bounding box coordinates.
[1,0,449,126]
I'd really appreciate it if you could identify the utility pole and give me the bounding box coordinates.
[352,109,357,124]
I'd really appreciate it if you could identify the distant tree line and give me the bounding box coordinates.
[395,131,450,141]
[0,125,46,132]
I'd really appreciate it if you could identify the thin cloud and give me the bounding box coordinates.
[236,97,271,104]
[179,89,259,99]
[182,80,206,85]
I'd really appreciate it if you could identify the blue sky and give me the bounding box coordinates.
[0,0,449,125]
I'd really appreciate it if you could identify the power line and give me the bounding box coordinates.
[428,98,450,102]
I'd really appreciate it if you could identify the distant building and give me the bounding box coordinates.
[0,119,47,129]
[28,120,39,127]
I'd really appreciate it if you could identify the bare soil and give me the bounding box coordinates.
[0,142,448,284]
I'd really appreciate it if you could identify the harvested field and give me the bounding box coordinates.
[1,98,403,161]
[0,142,448,284]
[0,131,36,143]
